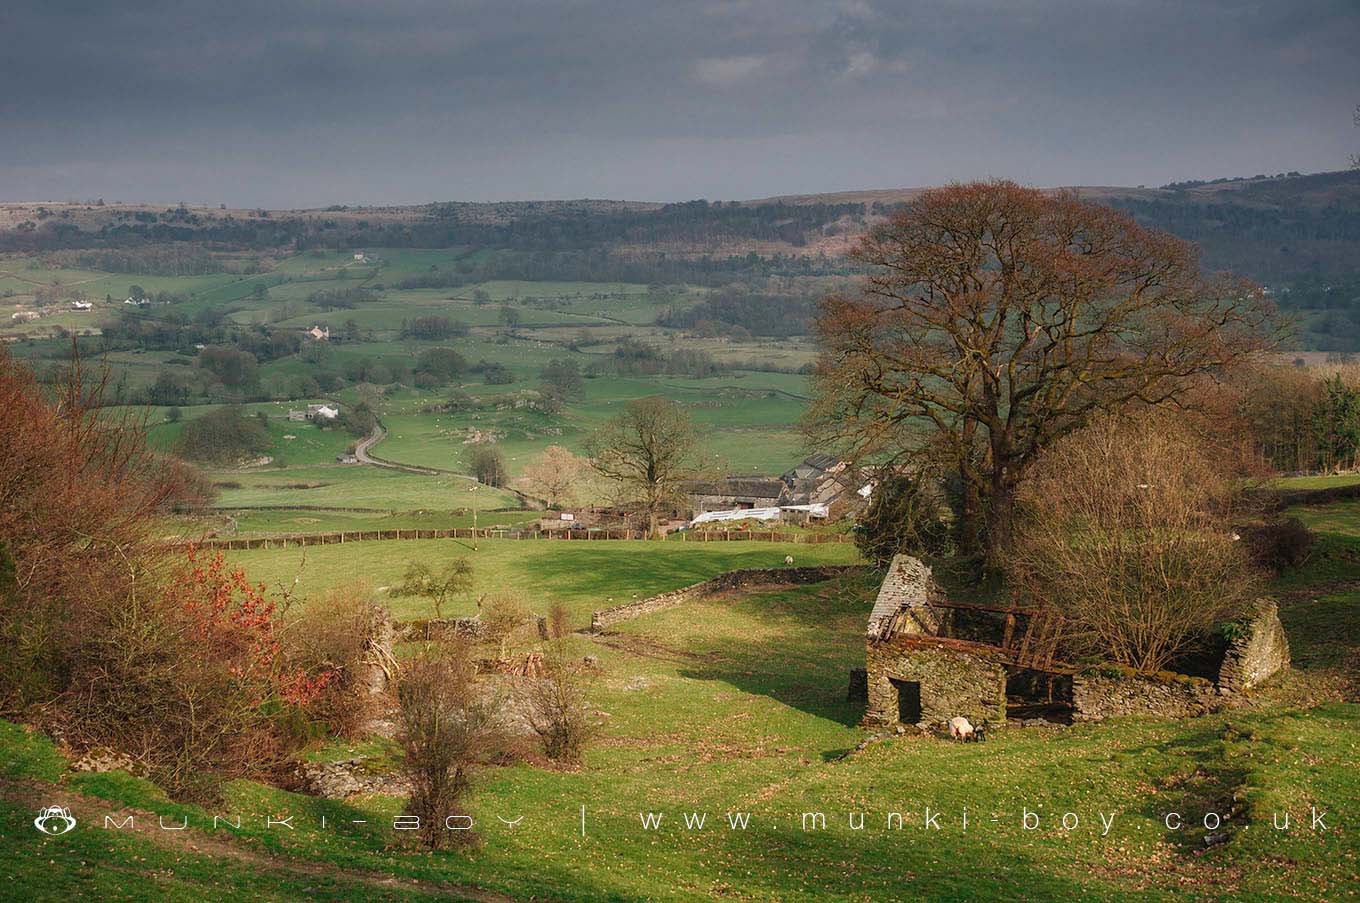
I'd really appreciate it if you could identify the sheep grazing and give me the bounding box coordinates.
[783,555,794,565]
[948,716,974,741]
[972,721,988,743]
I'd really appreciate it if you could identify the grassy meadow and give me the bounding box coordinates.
[2,500,1357,899]
[3,246,822,539]
[222,536,863,624]
[5,246,1359,900]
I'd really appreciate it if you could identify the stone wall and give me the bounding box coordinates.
[1071,671,1216,721]
[866,554,943,639]
[589,565,868,631]
[1217,600,1291,693]
[395,617,486,642]
[847,667,868,704]
[863,636,1008,728]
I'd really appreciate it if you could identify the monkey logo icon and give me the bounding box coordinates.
[33,806,77,836]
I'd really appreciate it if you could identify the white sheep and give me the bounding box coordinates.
[783,555,794,565]
[948,716,975,741]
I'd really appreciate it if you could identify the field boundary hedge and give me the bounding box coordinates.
[178,527,855,550]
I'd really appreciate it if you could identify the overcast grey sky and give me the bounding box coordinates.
[2,1,1357,207]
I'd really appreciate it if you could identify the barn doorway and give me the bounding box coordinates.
[889,678,922,724]
[1005,668,1073,723]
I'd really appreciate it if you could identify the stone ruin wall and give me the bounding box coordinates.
[863,637,1007,728]
[857,550,1292,727]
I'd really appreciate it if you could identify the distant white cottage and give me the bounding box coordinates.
[307,403,339,421]
[70,300,93,310]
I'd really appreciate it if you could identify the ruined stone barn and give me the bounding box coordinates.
[854,554,1292,729]
[860,555,1010,728]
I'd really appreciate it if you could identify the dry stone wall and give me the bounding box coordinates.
[589,565,868,631]
[1217,600,1291,693]
[1071,671,1216,721]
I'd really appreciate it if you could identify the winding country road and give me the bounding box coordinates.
[352,423,543,507]
[352,424,446,475]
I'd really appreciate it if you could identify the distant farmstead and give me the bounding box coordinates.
[683,476,788,513]
[294,403,339,422]
[306,325,330,341]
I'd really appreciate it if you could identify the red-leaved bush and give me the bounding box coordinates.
[0,348,347,798]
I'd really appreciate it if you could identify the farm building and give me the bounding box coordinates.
[857,554,1293,730]
[307,403,339,421]
[683,477,788,514]
[306,325,330,341]
[781,453,870,516]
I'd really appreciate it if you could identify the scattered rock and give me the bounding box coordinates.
[71,748,141,775]
[298,758,409,800]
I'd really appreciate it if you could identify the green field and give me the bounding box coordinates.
[5,247,819,516]
[2,502,1357,899]
[223,536,863,624]
[209,465,519,511]
[220,507,542,537]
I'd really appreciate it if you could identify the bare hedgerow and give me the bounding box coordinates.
[547,600,571,640]
[396,639,508,849]
[1006,410,1258,673]
[281,582,392,738]
[480,592,532,658]
[525,640,597,765]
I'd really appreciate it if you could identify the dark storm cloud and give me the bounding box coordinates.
[1,0,1356,206]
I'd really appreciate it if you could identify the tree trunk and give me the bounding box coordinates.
[984,474,1016,568]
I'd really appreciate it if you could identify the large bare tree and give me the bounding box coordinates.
[807,181,1275,558]
[586,396,699,537]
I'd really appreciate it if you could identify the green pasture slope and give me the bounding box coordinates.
[222,536,863,624]
[1,577,1356,898]
[2,492,1359,899]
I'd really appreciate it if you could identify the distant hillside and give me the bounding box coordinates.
[3,169,1357,346]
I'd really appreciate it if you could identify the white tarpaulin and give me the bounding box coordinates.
[689,504,828,526]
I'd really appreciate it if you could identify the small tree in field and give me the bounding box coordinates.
[525,639,597,765]
[1007,411,1257,672]
[393,559,473,620]
[468,444,508,487]
[397,640,506,849]
[587,396,700,537]
[518,445,589,508]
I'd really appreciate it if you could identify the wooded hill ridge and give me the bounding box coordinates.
[3,168,1357,281]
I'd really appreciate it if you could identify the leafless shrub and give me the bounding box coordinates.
[547,600,571,640]
[1007,411,1258,672]
[281,582,391,737]
[525,640,597,765]
[396,639,507,849]
[1241,517,1314,574]
[480,592,531,657]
